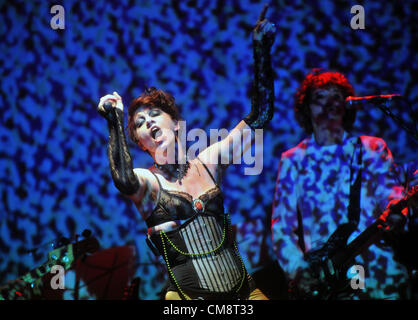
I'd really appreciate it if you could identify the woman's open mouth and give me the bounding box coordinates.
[151,126,162,140]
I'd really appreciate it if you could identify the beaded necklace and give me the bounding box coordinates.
[153,161,190,182]
[153,143,190,182]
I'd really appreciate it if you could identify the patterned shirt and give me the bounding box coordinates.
[271,132,408,299]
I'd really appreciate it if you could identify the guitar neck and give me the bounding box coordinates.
[332,190,416,269]
[331,219,383,269]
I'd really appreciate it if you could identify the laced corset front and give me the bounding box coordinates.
[145,165,246,297]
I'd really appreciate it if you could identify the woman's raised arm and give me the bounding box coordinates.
[97,92,153,208]
[199,4,276,169]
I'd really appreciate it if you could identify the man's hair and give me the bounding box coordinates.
[294,69,356,134]
[127,87,181,144]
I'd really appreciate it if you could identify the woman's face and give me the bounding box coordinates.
[133,106,178,155]
[309,86,345,131]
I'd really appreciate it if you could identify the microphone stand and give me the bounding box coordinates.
[374,98,418,281]
[372,98,418,142]
[347,95,417,142]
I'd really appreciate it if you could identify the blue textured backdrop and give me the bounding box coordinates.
[0,0,417,299]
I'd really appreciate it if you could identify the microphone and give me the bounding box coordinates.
[345,94,402,108]
[103,100,115,113]
[97,100,116,117]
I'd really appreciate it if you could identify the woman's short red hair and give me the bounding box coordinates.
[127,87,181,144]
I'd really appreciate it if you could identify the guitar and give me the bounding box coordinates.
[291,186,418,299]
[0,231,100,300]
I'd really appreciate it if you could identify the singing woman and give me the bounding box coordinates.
[97,6,275,300]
